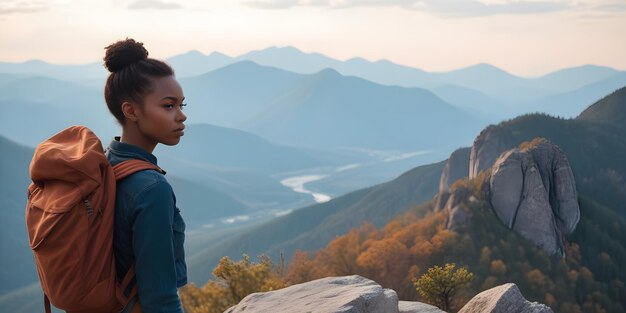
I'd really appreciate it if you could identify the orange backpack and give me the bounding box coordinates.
[26,126,162,313]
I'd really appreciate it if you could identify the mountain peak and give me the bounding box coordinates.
[184,50,206,57]
[253,45,306,55]
[167,50,231,62]
[168,50,205,60]
[216,59,261,71]
[577,86,626,127]
[316,67,340,76]
[442,63,521,82]
[22,59,49,65]
[345,56,369,63]
[461,63,511,75]
[208,51,229,58]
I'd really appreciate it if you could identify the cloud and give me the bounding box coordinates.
[0,0,49,14]
[408,0,571,17]
[242,0,326,9]
[241,0,573,16]
[127,0,182,10]
[594,2,626,12]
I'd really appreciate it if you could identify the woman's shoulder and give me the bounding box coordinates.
[117,168,172,200]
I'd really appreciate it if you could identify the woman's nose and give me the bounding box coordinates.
[178,110,187,122]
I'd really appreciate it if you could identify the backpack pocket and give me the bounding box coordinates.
[26,184,76,250]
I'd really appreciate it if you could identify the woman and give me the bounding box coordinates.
[102,38,187,313]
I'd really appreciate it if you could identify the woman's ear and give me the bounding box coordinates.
[121,101,140,122]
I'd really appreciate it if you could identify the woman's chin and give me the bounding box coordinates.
[161,137,182,146]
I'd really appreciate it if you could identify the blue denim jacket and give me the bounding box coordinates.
[106,137,187,313]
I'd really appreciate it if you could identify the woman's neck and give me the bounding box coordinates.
[120,126,158,154]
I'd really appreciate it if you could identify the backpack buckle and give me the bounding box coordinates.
[84,199,94,217]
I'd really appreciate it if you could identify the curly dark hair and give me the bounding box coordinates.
[103,37,174,125]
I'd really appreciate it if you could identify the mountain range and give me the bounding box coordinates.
[2,46,624,120]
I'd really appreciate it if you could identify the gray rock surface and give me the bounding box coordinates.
[438,186,474,231]
[225,277,553,313]
[224,275,399,313]
[458,283,554,313]
[488,138,579,256]
[469,125,514,179]
[399,301,445,313]
[447,205,472,231]
[439,147,471,193]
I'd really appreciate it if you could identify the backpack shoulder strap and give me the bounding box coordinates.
[113,159,165,180]
[117,266,139,308]
[111,159,164,310]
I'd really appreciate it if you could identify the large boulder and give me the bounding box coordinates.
[458,283,554,313]
[225,275,399,313]
[488,138,579,256]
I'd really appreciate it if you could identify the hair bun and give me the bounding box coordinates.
[103,38,149,72]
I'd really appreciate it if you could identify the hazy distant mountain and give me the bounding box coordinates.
[434,63,548,103]
[0,98,117,147]
[167,176,249,228]
[235,47,529,99]
[531,64,622,93]
[237,46,347,76]
[0,60,105,82]
[154,122,337,212]
[0,76,101,107]
[0,73,20,85]
[187,159,445,284]
[167,50,234,78]
[167,46,626,120]
[2,46,624,125]
[529,72,626,118]
[0,136,37,294]
[179,61,302,127]
[431,84,505,122]
[227,47,622,98]
[240,67,484,150]
[158,123,324,174]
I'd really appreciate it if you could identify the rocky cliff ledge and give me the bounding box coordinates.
[225,275,551,313]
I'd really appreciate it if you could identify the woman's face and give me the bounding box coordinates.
[135,75,187,146]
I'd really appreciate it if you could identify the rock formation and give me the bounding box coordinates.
[225,276,551,313]
[458,283,554,313]
[439,147,471,193]
[436,186,475,231]
[438,137,580,256]
[469,124,516,179]
[488,138,579,256]
[224,275,444,313]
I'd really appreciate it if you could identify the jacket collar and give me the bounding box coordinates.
[106,136,159,166]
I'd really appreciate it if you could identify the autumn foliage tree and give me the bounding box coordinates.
[180,254,287,313]
[414,263,474,312]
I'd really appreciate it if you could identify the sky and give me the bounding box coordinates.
[0,0,625,77]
